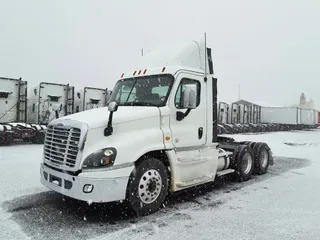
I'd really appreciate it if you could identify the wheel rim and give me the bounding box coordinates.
[242,153,253,175]
[138,169,162,204]
[260,149,269,168]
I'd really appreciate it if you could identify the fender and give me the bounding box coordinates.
[80,115,166,168]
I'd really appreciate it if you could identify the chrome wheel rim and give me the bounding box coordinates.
[138,169,162,204]
[242,153,253,175]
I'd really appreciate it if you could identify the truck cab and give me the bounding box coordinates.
[40,38,273,216]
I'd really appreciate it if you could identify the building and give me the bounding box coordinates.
[298,93,314,109]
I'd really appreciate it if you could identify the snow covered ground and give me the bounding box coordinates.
[1,129,320,240]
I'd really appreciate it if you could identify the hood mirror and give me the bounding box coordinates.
[105,102,118,137]
[108,101,118,112]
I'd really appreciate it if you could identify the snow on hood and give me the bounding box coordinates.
[53,106,160,129]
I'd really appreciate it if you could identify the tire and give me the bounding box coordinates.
[243,141,256,150]
[0,137,13,146]
[253,142,270,175]
[126,157,169,216]
[233,145,254,182]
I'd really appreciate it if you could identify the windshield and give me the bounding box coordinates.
[108,74,174,107]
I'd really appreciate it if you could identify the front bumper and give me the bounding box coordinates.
[40,163,132,203]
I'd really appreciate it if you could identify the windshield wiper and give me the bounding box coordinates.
[119,102,158,107]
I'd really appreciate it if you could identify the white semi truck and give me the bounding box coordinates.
[75,87,111,113]
[40,38,274,216]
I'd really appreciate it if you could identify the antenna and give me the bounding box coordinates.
[142,48,144,57]
[204,32,207,78]
[238,84,241,100]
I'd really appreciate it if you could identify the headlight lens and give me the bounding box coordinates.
[82,147,117,169]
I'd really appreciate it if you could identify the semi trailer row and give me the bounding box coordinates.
[218,102,318,126]
[217,101,319,134]
[0,78,112,125]
[0,78,112,144]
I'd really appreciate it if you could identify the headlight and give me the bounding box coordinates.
[82,147,117,169]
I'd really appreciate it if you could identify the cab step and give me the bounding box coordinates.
[216,169,235,177]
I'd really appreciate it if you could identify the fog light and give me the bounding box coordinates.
[83,184,94,193]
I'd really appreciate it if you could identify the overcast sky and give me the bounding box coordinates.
[1,0,319,108]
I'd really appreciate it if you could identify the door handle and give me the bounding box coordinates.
[198,127,203,139]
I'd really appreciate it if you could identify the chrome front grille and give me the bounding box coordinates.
[44,125,81,168]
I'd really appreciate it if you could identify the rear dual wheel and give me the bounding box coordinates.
[253,142,270,175]
[233,146,254,182]
[233,142,270,182]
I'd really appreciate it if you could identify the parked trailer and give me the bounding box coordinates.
[261,107,300,125]
[252,105,261,123]
[75,87,111,113]
[300,108,317,125]
[0,77,27,124]
[40,37,274,216]
[228,103,240,124]
[27,82,74,125]
[218,102,228,123]
[239,104,249,123]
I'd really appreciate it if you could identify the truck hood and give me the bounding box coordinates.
[52,106,160,129]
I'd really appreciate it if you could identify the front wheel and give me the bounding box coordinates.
[126,157,169,216]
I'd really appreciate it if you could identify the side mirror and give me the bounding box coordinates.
[181,84,197,109]
[108,101,118,112]
[105,101,118,136]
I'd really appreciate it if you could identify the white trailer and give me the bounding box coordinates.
[228,103,240,123]
[40,37,274,216]
[75,87,111,113]
[261,107,300,125]
[27,82,74,125]
[0,77,27,123]
[239,104,249,123]
[218,102,228,123]
[315,110,319,125]
[251,105,261,123]
[300,108,317,125]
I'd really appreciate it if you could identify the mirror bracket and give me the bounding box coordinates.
[104,102,118,136]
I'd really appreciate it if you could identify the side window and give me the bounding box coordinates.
[32,103,36,112]
[174,78,201,109]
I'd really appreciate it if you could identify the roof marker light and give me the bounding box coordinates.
[162,67,166,72]
[143,69,147,74]
[121,73,124,78]
[138,70,142,75]
[133,70,137,76]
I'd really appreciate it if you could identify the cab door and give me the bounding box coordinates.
[168,71,211,185]
[169,71,207,148]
